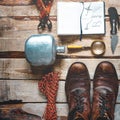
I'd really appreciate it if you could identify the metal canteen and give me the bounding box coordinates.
[25,34,65,66]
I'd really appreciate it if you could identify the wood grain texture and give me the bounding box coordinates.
[0,0,34,5]
[0,80,120,103]
[0,0,120,119]
[0,59,120,79]
[0,103,120,120]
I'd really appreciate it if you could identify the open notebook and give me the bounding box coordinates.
[57,1,105,35]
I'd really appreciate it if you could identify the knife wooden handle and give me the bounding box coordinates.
[108,7,119,35]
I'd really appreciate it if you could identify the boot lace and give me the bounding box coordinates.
[68,89,84,120]
[99,92,111,120]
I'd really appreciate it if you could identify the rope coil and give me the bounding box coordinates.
[38,72,59,120]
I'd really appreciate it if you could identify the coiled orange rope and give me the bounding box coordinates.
[38,72,59,120]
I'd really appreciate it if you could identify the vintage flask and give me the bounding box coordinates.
[25,34,65,66]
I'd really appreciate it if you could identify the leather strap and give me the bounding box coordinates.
[36,0,53,31]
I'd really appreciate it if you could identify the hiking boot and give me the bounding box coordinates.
[65,62,91,120]
[92,61,119,120]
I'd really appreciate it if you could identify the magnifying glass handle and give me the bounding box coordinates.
[67,45,83,49]
[67,45,90,50]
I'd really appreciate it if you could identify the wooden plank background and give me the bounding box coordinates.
[0,0,120,119]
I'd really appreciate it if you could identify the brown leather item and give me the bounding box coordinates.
[65,62,91,120]
[92,61,119,120]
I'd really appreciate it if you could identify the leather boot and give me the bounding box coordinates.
[92,61,119,120]
[65,62,91,120]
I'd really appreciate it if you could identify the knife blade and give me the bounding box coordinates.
[108,7,119,54]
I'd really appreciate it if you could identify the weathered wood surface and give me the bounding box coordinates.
[0,0,120,119]
[0,59,120,79]
[0,80,120,103]
[0,103,120,120]
[0,0,120,16]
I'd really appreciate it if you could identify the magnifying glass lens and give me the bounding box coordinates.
[91,41,105,56]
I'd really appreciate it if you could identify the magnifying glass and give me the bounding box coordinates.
[91,41,106,56]
[67,41,106,56]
